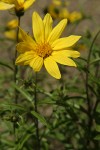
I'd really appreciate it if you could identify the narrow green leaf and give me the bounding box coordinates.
[12,83,33,102]
[38,99,56,105]
[0,61,13,71]
[1,138,15,147]
[1,103,26,111]
[96,104,100,113]
[17,134,33,150]
[90,58,100,65]
[15,124,35,150]
[95,124,100,132]
[94,134,100,140]
[31,111,49,127]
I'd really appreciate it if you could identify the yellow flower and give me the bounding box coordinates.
[69,11,83,23]
[4,19,22,41]
[59,8,69,19]
[4,29,22,41]
[5,30,22,41]
[48,4,59,19]
[4,30,16,40]
[0,0,35,16]
[16,12,81,79]
[48,5,69,20]
[52,0,69,7]
[6,19,18,29]
[52,0,61,6]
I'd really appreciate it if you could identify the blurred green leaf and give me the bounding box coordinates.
[31,111,49,127]
[90,58,100,65]
[16,133,33,150]
[95,124,100,132]
[55,132,65,140]
[12,83,33,102]
[94,135,100,140]
[1,138,15,147]
[38,98,56,105]
[96,104,100,113]
[0,103,26,111]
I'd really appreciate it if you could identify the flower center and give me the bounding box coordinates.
[36,43,52,58]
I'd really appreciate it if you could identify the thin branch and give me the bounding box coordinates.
[34,73,40,150]
[13,16,21,135]
[0,61,13,71]
[14,16,21,104]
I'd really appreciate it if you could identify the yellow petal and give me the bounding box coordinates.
[15,54,25,65]
[1,0,14,4]
[24,0,35,10]
[0,2,14,10]
[30,55,43,71]
[47,19,67,44]
[16,51,35,65]
[52,51,77,67]
[52,35,81,50]
[66,50,80,58]
[19,27,36,46]
[16,42,35,53]
[24,60,31,65]
[43,13,53,41]
[52,50,80,58]
[32,12,44,43]
[44,56,61,79]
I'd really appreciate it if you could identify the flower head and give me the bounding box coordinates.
[4,19,17,40]
[52,0,61,6]
[0,0,35,16]
[59,8,69,19]
[48,4,69,19]
[47,0,69,20]
[52,0,68,7]
[4,19,22,41]
[69,11,83,23]
[6,19,18,29]
[16,12,81,79]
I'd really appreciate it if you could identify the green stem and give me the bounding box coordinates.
[34,73,40,150]
[14,16,21,104]
[0,61,13,71]
[13,16,21,135]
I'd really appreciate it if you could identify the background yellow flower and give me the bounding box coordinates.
[4,19,22,41]
[6,19,18,29]
[69,11,83,23]
[0,0,35,16]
